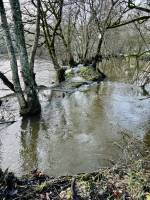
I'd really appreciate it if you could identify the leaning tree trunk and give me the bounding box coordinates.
[9,0,41,115]
[0,0,28,114]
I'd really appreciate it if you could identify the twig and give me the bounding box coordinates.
[0,120,16,124]
[139,96,150,100]
[71,177,81,200]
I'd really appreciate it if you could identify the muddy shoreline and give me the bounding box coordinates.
[0,158,150,200]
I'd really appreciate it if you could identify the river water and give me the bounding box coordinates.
[0,58,150,176]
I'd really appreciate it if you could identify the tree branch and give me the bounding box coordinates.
[107,16,150,29]
[0,71,15,92]
[128,0,150,13]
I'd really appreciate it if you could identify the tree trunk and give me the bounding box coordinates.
[29,0,41,87]
[41,15,65,83]
[39,1,66,83]
[92,37,103,68]
[59,29,76,67]
[90,35,106,81]
[0,0,27,114]
[50,47,66,82]
[9,0,41,115]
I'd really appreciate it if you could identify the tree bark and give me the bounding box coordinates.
[0,0,27,114]
[29,0,41,86]
[39,1,65,83]
[9,0,41,115]
[59,27,76,67]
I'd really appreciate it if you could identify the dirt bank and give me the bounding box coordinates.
[0,156,150,200]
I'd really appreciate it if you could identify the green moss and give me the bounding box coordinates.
[78,66,99,81]
[66,73,74,79]
[35,181,49,192]
[65,70,74,79]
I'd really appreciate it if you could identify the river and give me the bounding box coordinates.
[0,57,150,176]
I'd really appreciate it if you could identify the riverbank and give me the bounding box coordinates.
[0,136,149,200]
[0,160,149,199]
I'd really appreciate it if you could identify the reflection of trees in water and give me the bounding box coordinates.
[20,114,42,173]
[101,58,150,85]
[46,97,71,140]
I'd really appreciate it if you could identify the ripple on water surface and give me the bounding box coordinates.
[0,81,150,176]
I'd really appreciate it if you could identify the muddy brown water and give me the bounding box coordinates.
[0,58,150,176]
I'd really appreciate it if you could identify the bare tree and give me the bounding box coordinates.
[17,0,150,82]
[0,0,41,116]
[35,0,66,82]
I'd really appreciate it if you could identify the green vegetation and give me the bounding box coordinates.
[79,67,99,81]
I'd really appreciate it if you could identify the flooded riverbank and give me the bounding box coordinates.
[0,58,150,177]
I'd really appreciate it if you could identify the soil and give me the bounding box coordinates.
[0,160,150,200]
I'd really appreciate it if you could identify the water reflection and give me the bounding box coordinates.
[0,82,150,176]
[20,114,41,173]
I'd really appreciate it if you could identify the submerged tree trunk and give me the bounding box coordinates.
[0,0,27,114]
[9,0,41,115]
